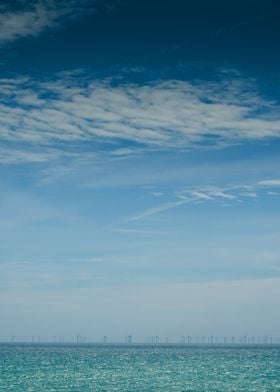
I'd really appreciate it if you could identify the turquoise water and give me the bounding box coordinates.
[0,344,280,391]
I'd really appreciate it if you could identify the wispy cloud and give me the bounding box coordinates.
[122,180,280,223]
[125,199,191,223]
[0,0,98,45]
[0,72,280,165]
[258,179,280,187]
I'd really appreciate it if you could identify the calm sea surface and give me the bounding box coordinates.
[0,344,280,391]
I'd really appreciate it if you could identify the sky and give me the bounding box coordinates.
[1,0,280,342]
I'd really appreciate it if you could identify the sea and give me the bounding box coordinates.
[0,344,280,391]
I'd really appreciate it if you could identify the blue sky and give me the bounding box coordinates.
[1,0,280,341]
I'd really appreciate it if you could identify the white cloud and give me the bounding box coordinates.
[0,74,280,164]
[258,179,280,187]
[122,180,280,223]
[0,0,97,45]
[211,191,237,199]
[191,191,213,200]
[125,199,190,223]
[151,192,164,197]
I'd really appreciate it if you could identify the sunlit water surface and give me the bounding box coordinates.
[0,344,280,391]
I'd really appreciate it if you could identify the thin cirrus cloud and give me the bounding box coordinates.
[0,73,280,164]
[258,179,280,187]
[123,180,280,223]
[0,0,98,45]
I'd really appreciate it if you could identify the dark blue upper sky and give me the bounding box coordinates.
[2,0,280,84]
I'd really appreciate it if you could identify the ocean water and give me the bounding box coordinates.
[0,344,280,391]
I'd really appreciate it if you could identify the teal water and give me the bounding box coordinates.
[0,344,280,391]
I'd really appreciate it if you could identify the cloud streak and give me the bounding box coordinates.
[0,0,98,45]
[122,179,280,223]
[0,73,280,164]
[125,199,191,223]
